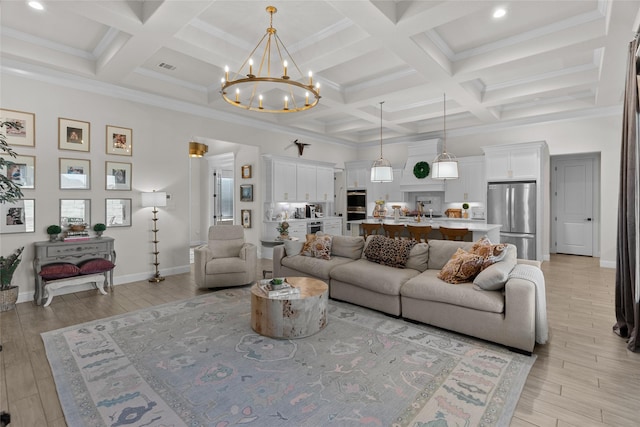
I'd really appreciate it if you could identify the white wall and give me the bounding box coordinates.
[1,73,357,303]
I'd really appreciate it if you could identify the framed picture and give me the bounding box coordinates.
[106,161,132,190]
[0,154,35,189]
[240,184,253,202]
[1,109,35,147]
[0,199,35,233]
[106,125,132,156]
[105,198,132,227]
[59,158,91,190]
[60,199,91,227]
[241,209,251,228]
[59,118,90,152]
[242,164,252,179]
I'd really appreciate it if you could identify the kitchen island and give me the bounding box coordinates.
[356,218,502,242]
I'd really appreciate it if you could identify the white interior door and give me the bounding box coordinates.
[555,157,594,256]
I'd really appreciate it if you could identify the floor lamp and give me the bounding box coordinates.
[141,190,167,283]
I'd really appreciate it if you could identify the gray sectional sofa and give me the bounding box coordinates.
[272,234,547,353]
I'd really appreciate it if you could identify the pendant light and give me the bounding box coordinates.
[371,101,393,182]
[432,93,458,180]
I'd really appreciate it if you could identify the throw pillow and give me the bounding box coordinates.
[78,258,115,275]
[311,233,333,260]
[39,263,80,280]
[283,239,304,257]
[437,248,484,284]
[364,235,416,268]
[301,233,318,257]
[470,236,508,270]
[473,244,517,290]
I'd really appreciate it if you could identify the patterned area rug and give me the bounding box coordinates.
[42,288,535,426]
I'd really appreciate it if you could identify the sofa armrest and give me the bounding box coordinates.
[239,243,257,260]
[517,258,541,268]
[502,273,537,351]
[194,245,211,287]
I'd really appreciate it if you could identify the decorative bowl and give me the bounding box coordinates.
[69,224,86,232]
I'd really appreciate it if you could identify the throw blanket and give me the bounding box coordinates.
[509,264,549,344]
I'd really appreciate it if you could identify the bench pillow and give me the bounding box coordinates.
[79,258,115,275]
[39,263,80,280]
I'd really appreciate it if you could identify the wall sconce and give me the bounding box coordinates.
[141,190,167,283]
[189,142,208,157]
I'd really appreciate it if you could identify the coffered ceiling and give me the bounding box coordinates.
[2,1,639,146]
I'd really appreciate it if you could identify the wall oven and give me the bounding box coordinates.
[307,221,323,234]
[347,189,367,221]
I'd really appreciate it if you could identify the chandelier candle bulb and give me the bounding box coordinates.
[248,58,254,77]
[305,92,309,105]
[224,65,229,81]
[308,71,313,86]
[235,88,240,103]
[283,60,288,79]
[259,94,263,109]
[284,96,289,110]
[316,82,320,95]
[220,77,225,89]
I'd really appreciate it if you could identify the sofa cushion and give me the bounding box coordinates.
[282,255,354,280]
[331,235,364,260]
[427,240,474,270]
[402,270,505,313]
[438,248,484,284]
[78,258,115,275]
[301,233,333,260]
[205,257,247,274]
[405,243,429,272]
[470,236,508,270]
[210,238,244,258]
[284,239,304,257]
[39,263,80,280]
[473,244,517,290]
[364,235,416,268]
[331,258,420,295]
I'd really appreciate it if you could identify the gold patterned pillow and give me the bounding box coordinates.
[438,248,484,284]
[301,233,333,260]
[470,236,508,270]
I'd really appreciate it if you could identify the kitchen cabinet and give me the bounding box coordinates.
[345,161,371,189]
[445,156,485,202]
[323,218,342,235]
[269,159,297,201]
[371,168,405,202]
[483,144,541,181]
[296,163,317,201]
[316,166,334,202]
[287,221,307,240]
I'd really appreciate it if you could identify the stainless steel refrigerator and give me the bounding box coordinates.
[487,181,536,260]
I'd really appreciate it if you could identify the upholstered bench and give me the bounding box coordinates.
[38,258,115,306]
[43,273,108,307]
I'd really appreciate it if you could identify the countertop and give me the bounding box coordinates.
[265,216,343,223]
[358,218,501,232]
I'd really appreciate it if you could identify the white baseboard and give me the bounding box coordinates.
[599,259,616,269]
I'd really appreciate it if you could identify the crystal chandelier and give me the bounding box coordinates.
[371,101,393,182]
[432,93,458,180]
[220,6,321,113]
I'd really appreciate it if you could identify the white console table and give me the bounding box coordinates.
[33,237,116,306]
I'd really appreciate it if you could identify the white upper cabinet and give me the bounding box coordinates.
[272,160,297,201]
[445,157,485,202]
[296,163,317,202]
[316,166,334,202]
[483,143,542,181]
[345,161,371,189]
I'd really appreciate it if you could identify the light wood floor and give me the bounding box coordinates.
[1,255,639,426]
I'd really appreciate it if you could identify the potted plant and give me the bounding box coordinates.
[276,221,289,240]
[462,203,470,218]
[0,120,24,204]
[0,246,24,312]
[93,223,106,237]
[47,224,62,241]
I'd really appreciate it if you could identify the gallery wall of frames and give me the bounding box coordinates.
[1,108,135,235]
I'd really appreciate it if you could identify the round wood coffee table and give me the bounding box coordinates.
[250,276,328,339]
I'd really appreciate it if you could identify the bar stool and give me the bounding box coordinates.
[383,224,407,239]
[406,225,432,243]
[438,226,469,241]
[361,223,383,238]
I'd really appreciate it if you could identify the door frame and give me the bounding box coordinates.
[550,152,600,257]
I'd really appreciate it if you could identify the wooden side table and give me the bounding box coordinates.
[251,276,328,339]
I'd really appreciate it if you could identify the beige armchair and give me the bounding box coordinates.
[194,225,257,289]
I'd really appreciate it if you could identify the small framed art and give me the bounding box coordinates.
[240,184,253,202]
[106,198,132,227]
[242,164,252,179]
[60,199,90,227]
[0,199,35,233]
[1,109,35,147]
[59,158,91,190]
[106,161,132,190]
[0,154,35,189]
[106,125,132,156]
[241,209,251,228]
[59,118,90,152]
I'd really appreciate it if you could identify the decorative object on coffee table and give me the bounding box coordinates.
[141,190,167,283]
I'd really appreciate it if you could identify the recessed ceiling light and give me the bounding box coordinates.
[28,1,44,10]
[493,8,506,19]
